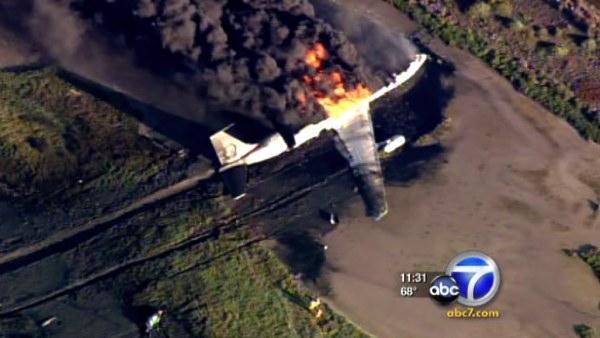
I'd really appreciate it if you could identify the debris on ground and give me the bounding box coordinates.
[330,212,339,225]
[145,310,164,333]
[308,298,324,319]
[309,298,320,311]
[41,316,58,328]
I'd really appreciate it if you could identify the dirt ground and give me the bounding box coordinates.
[320,1,600,338]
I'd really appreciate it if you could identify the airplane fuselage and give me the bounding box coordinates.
[220,53,428,172]
[226,107,360,170]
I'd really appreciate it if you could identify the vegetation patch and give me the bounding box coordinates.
[575,323,598,338]
[576,245,600,281]
[131,245,368,337]
[40,181,370,338]
[386,0,600,143]
[0,68,172,201]
[114,198,370,338]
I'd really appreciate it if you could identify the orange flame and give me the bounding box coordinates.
[305,43,327,68]
[302,43,372,119]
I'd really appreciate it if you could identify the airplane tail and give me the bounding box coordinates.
[210,124,256,199]
[210,124,256,166]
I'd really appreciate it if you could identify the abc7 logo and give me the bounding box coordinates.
[429,251,501,307]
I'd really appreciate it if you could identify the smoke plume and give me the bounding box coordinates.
[6,0,417,143]
[309,0,417,82]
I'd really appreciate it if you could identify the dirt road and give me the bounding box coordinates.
[320,1,600,338]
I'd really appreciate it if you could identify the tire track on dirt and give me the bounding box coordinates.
[0,167,347,316]
[0,169,215,274]
[0,138,336,275]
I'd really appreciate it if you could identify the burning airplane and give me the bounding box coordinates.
[211,44,428,221]
[24,0,427,221]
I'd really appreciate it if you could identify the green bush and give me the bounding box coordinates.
[512,20,525,31]
[469,2,492,19]
[525,26,536,42]
[574,324,598,338]
[493,0,513,18]
[552,45,570,57]
[553,27,563,39]
[537,27,550,40]
[583,38,597,54]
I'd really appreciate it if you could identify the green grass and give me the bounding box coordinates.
[144,199,228,256]
[0,68,171,201]
[109,194,370,338]
[133,244,369,338]
[0,67,370,337]
[36,166,367,338]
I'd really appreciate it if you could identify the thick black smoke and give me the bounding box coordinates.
[5,0,417,143]
[16,0,232,133]
[66,0,381,143]
[310,0,417,81]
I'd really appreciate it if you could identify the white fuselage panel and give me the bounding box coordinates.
[241,103,362,166]
[230,53,428,169]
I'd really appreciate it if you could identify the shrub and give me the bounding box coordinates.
[552,45,569,56]
[388,0,600,143]
[574,324,597,338]
[512,20,525,31]
[537,27,550,40]
[552,27,563,39]
[583,38,597,54]
[525,26,537,42]
[536,40,556,55]
[493,0,513,18]
[469,2,492,19]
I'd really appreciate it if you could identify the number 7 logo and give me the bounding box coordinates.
[446,251,501,307]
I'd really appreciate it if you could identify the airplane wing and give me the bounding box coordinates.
[333,102,388,220]
[332,54,428,220]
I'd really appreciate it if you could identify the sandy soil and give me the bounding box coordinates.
[320,1,600,338]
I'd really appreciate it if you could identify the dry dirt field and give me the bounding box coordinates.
[320,1,600,338]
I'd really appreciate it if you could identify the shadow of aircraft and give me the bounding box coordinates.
[58,69,218,161]
[0,63,51,73]
[382,143,446,186]
[56,69,272,165]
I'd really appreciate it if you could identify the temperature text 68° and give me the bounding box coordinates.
[400,286,418,297]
